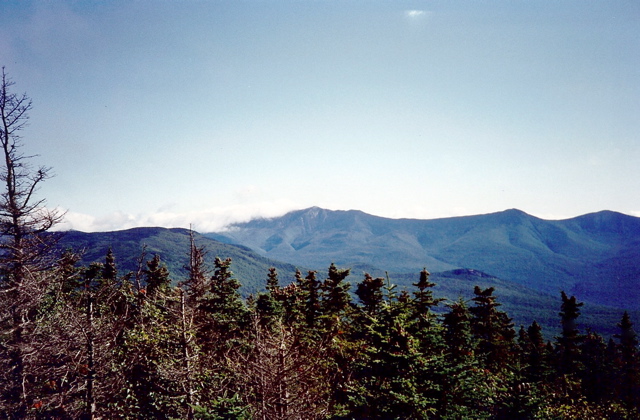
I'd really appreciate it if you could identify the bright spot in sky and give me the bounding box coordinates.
[405,10,426,18]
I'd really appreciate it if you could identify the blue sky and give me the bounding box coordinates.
[1,0,638,232]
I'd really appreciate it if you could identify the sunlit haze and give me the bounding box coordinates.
[1,1,638,232]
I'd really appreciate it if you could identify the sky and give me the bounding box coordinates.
[1,0,639,232]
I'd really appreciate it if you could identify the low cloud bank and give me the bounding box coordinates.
[53,200,300,233]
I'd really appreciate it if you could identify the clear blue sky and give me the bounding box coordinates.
[1,0,638,232]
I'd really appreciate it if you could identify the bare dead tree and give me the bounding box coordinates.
[232,316,334,420]
[0,67,65,417]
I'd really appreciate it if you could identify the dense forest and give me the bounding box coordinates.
[1,69,639,419]
[2,245,640,419]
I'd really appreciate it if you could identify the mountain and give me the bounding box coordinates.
[54,225,636,337]
[208,207,640,309]
[56,227,303,296]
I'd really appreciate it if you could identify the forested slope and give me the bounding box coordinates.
[211,207,640,308]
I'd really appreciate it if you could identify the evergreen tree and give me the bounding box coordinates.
[144,254,171,298]
[345,275,437,419]
[265,266,279,293]
[200,257,248,352]
[469,286,516,372]
[355,273,384,315]
[556,291,584,377]
[320,263,351,320]
[409,268,444,353]
[412,268,443,318]
[440,298,494,419]
[615,311,640,409]
[183,229,210,301]
[580,330,611,403]
[102,247,117,283]
[297,270,321,329]
[522,321,551,383]
[255,268,283,328]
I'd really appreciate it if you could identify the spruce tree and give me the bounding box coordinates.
[200,257,248,353]
[580,330,610,403]
[469,286,516,372]
[522,321,551,383]
[440,298,493,419]
[144,254,171,298]
[255,268,283,328]
[615,311,640,409]
[297,270,321,329]
[556,291,584,377]
[355,273,384,315]
[102,247,117,283]
[320,263,351,319]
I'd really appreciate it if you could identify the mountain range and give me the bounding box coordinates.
[53,207,640,337]
[207,207,640,309]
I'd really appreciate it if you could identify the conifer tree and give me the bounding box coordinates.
[346,274,436,419]
[355,273,384,315]
[469,286,516,372]
[412,268,443,317]
[409,268,444,352]
[102,247,117,283]
[522,321,551,383]
[183,229,210,302]
[197,257,249,366]
[297,270,321,329]
[580,330,610,403]
[266,266,279,293]
[556,291,584,376]
[320,263,351,319]
[255,267,283,328]
[144,254,170,298]
[440,298,494,419]
[615,311,640,409]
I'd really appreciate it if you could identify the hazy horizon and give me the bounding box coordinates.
[53,205,640,234]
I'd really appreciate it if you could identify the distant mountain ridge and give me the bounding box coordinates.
[208,207,640,309]
[53,219,639,337]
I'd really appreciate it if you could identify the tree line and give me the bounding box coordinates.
[1,247,639,419]
[0,67,639,419]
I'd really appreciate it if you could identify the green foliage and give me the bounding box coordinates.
[3,240,640,418]
[470,286,517,372]
[190,394,250,420]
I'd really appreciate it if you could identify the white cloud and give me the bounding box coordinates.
[403,9,432,31]
[405,10,426,18]
[54,200,301,233]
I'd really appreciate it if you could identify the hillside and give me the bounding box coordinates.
[208,207,640,309]
[56,227,302,296]
[54,226,637,337]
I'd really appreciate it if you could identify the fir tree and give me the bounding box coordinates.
[355,273,384,315]
[615,311,640,409]
[580,330,610,403]
[102,247,117,283]
[440,298,494,419]
[297,270,321,328]
[320,263,351,319]
[522,321,551,383]
[469,286,516,372]
[349,289,433,418]
[144,254,171,298]
[556,291,584,377]
[255,268,283,328]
